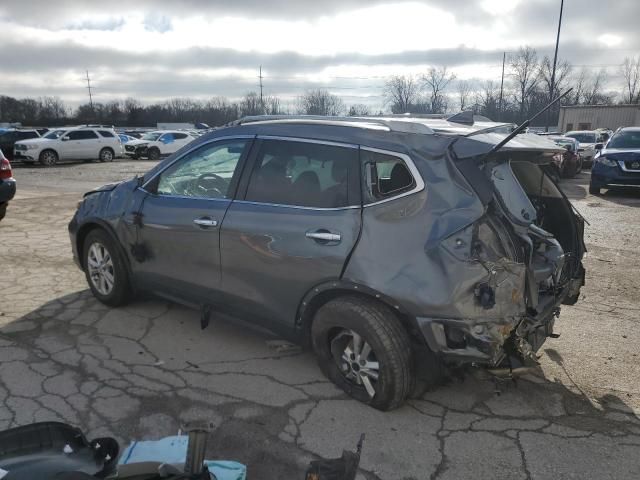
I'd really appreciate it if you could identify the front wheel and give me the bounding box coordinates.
[83,229,131,306]
[39,149,58,167]
[99,148,114,162]
[311,297,414,411]
[589,183,601,195]
[147,148,160,160]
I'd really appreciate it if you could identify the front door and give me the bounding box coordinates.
[134,138,252,302]
[220,138,362,331]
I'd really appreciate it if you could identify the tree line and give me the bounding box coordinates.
[0,46,638,127]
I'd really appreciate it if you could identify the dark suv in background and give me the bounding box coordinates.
[0,129,42,160]
[590,127,640,195]
[69,115,586,410]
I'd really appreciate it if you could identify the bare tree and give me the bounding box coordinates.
[540,56,572,100]
[240,91,264,116]
[383,75,420,113]
[621,56,640,104]
[348,104,370,116]
[264,95,283,115]
[475,80,501,120]
[297,89,344,116]
[510,46,541,118]
[582,69,610,105]
[422,66,455,114]
[456,80,473,111]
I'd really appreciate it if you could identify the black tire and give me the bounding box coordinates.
[39,149,58,167]
[0,203,6,221]
[147,147,160,160]
[589,183,601,195]
[311,296,414,411]
[99,148,114,162]
[82,229,131,306]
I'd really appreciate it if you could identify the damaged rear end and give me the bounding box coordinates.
[425,135,586,372]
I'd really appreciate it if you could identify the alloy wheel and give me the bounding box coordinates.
[87,242,115,295]
[330,329,380,398]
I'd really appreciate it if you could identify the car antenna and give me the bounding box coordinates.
[478,88,573,164]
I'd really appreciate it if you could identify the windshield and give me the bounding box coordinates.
[141,132,162,141]
[607,130,640,149]
[44,130,67,139]
[566,132,596,143]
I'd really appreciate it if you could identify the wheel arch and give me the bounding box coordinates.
[76,220,133,278]
[295,280,424,347]
[39,148,59,159]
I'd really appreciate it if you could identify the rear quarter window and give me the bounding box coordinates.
[361,149,416,204]
[98,130,115,138]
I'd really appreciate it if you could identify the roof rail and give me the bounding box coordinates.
[234,115,434,135]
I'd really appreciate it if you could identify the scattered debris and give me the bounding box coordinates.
[63,444,74,454]
[266,340,302,354]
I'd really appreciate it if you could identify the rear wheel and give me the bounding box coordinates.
[147,147,160,160]
[83,229,131,306]
[311,296,414,411]
[0,203,7,221]
[39,149,58,167]
[99,148,114,162]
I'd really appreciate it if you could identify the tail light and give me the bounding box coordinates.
[0,158,12,180]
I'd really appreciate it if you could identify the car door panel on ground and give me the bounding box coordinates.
[133,138,252,302]
[220,138,362,331]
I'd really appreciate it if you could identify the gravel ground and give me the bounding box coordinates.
[1,159,639,479]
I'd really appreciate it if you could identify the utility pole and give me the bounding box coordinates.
[546,0,564,132]
[498,51,506,121]
[85,70,94,112]
[258,65,264,113]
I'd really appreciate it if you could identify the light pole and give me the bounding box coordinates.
[546,0,564,132]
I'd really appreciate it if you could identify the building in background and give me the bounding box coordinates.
[558,105,640,133]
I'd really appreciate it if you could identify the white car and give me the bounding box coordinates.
[564,130,608,166]
[14,127,122,166]
[123,131,195,160]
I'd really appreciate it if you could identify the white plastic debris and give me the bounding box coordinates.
[63,444,74,454]
[0,468,9,479]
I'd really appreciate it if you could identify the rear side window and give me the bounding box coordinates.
[245,140,356,208]
[174,133,189,140]
[98,130,115,137]
[68,130,99,140]
[361,150,416,204]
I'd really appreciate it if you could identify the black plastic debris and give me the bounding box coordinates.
[305,434,364,480]
[0,422,118,480]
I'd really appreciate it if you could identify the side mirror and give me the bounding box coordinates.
[594,143,603,150]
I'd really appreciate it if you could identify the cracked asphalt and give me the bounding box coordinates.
[1,160,640,479]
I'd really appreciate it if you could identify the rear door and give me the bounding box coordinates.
[134,137,252,302]
[66,130,99,159]
[219,137,362,331]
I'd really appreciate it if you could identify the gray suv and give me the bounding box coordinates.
[69,115,586,410]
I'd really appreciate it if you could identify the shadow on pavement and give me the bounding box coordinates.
[1,291,639,480]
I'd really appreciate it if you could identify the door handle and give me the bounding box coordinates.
[193,217,218,228]
[306,230,341,243]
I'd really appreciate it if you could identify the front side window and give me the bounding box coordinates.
[156,140,248,199]
[141,132,162,141]
[245,140,356,208]
[45,130,66,139]
[361,150,416,204]
[67,130,99,140]
[159,133,175,144]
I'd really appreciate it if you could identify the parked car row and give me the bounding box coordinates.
[590,127,640,195]
[7,126,201,166]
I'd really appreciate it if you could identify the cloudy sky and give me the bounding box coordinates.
[0,0,638,109]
